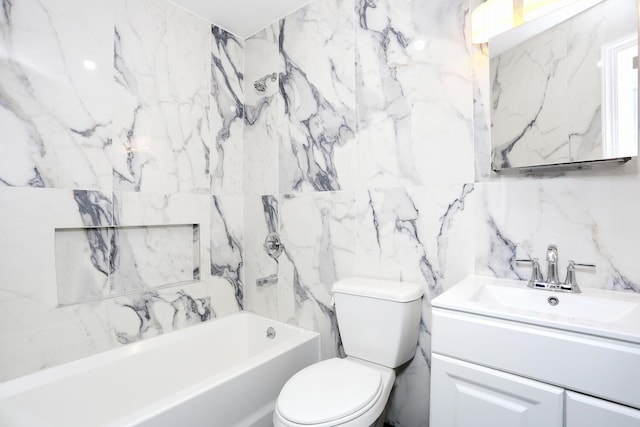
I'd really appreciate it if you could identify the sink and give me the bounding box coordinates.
[433,275,640,344]
[432,275,640,412]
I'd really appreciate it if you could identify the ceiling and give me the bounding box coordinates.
[170,0,313,38]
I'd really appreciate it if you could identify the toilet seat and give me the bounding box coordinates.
[275,358,385,426]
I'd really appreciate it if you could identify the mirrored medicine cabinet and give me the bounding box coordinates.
[490,0,639,171]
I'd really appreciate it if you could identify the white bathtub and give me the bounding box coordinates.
[0,312,320,427]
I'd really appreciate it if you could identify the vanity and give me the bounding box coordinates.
[430,275,640,427]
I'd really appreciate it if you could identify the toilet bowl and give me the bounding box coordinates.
[273,278,424,427]
[273,357,395,427]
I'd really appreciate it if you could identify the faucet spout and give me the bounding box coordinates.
[545,244,559,285]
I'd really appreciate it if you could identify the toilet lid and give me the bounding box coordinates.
[276,358,383,425]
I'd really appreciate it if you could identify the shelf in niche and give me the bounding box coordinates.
[55,224,200,306]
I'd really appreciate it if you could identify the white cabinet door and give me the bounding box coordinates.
[566,391,640,427]
[430,354,564,427]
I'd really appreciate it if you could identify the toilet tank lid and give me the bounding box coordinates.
[332,278,423,302]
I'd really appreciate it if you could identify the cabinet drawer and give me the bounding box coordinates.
[430,354,564,427]
[566,391,640,427]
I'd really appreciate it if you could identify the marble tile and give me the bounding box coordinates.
[109,224,197,295]
[355,0,474,189]
[211,26,244,195]
[0,0,250,383]
[113,191,209,226]
[210,195,244,310]
[0,188,113,306]
[108,281,214,345]
[56,227,111,305]
[475,178,640,292]
[279,0,357,193]
[56,190,114,307]
[112,0,211,194]
[356,184,476,426]
[243,24,280,196]
[491,19,571,168]
[0,297,112,381]
[243,195,281,320]
[356,185,476,298]
[0,187,114,381]
[0,0,113,190]
[278,191,357,359]
[112,191,211,295]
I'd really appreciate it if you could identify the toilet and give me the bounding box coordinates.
[273,277,424,427]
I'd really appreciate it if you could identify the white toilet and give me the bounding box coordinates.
[273,277,424,427]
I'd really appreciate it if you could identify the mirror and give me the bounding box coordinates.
[490,0,638,171]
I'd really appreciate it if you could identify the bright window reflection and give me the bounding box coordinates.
[602,34,638,157]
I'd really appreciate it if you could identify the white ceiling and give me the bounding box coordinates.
[170,0,313,39]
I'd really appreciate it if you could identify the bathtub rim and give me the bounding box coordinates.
[0,311,319,398]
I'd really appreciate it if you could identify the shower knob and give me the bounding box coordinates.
[263,232,283,259]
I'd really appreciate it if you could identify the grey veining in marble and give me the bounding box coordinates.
[112,0,211,194]
[278,191,356,358]
[210,196,244,309]
[491,0,637,169]
[211,26,244,195]
[73,190,114,227]
[356,184,476,426]
[243,194,282,319]
[278,0,356,193]
[244,24,280,196]
[474,178,640,293]
[262,195,279,234]
[483,216,522,280]
[114,289,212,344]
[0,0,245,383]
[0,0,113,190]
[355,0,474,188]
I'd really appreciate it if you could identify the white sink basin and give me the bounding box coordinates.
[433,275,640,344]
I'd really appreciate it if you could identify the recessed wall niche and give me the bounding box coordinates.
[55,224,200,306]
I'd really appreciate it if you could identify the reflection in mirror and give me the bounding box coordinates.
[490,0,638,171]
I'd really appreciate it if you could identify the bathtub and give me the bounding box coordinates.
[0,312,320,427]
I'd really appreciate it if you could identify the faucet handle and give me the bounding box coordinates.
[561,260,596,292]
[572,262,596,268]
[516,258,543,285]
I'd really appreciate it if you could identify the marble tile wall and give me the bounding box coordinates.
[3,1,639,426]
[243,0,475,426]
[471,0,640,296]
[243,1,640,427]
[0,0,244,381]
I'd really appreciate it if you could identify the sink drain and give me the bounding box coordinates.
[547,296,559,306]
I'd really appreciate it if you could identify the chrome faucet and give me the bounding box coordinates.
[517,244,595,293]
[545,244,559,285]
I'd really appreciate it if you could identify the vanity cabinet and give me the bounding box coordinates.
[566,391,640,427]
[430,353,640,427]
[431,354,564,427]
[430,298,640,427]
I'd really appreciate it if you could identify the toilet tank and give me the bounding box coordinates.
[332,278,423,368]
